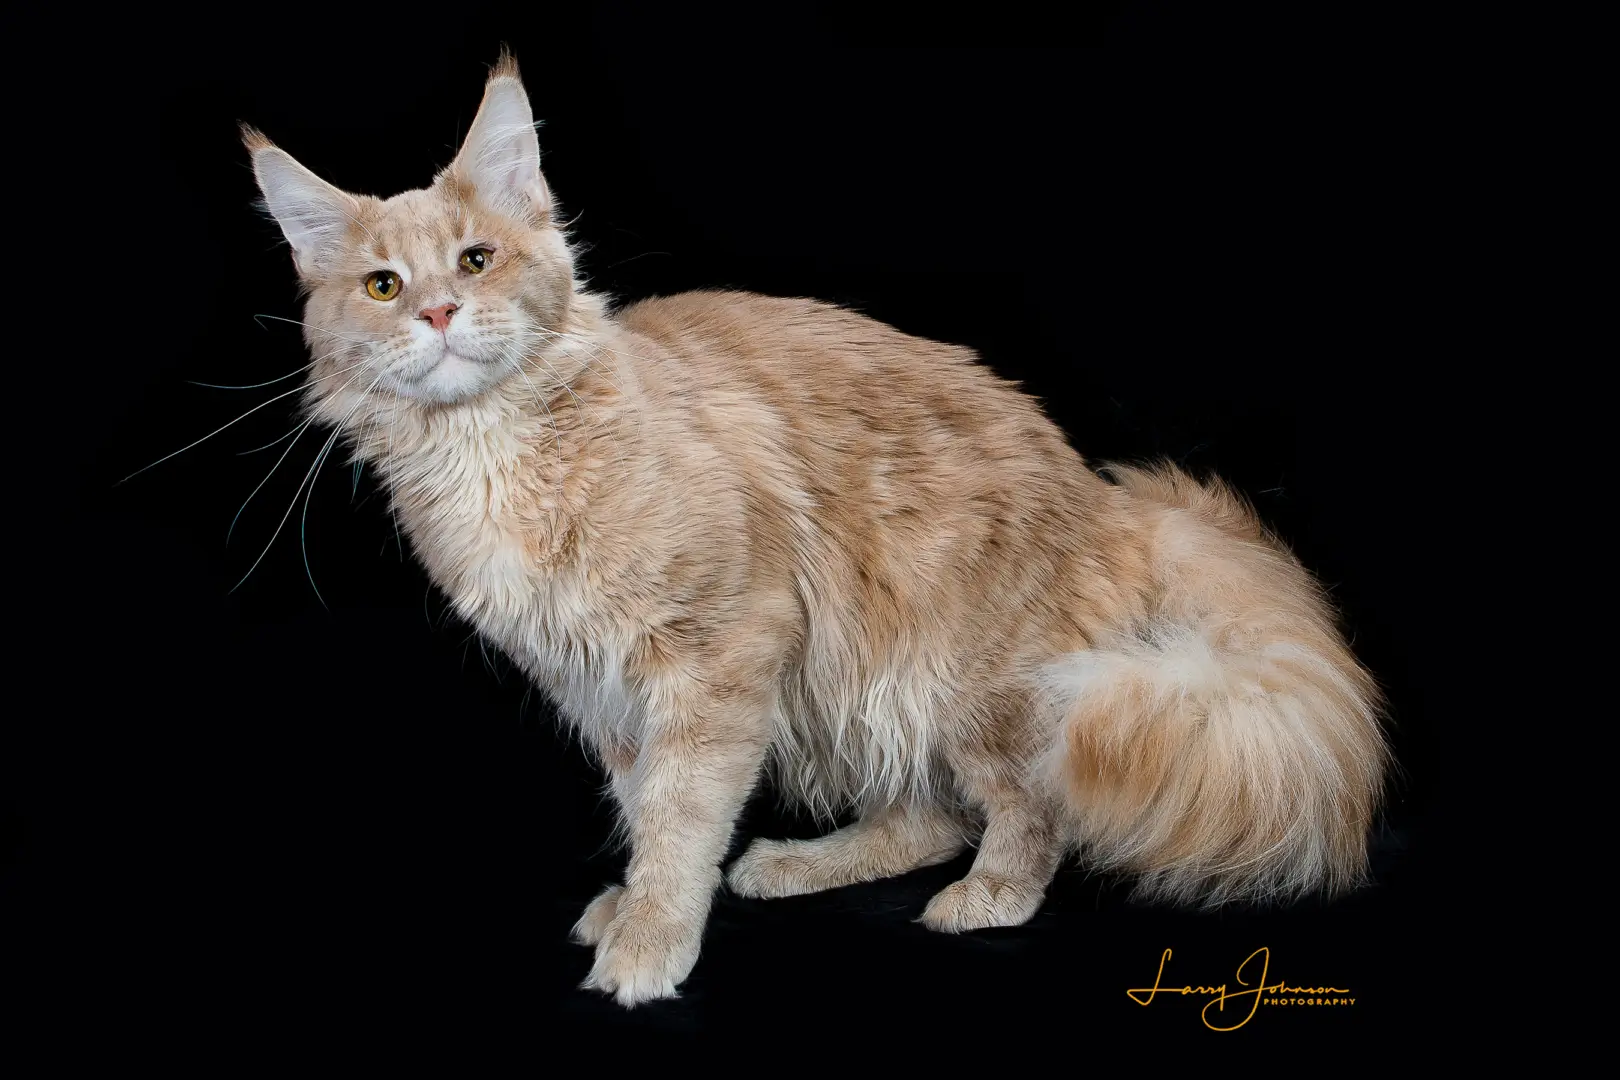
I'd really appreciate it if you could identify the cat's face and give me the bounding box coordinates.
[246,55,574,407]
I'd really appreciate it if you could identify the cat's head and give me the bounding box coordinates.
[244,52,576,409]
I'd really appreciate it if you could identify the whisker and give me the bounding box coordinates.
[524,323,638,399]
[252,313,384,345]
[188,358,318,391]
[499,347,563,462]
[236,424,304,456]
[227,366,369,544]
[605,250,671,270]
[382,400,406,562]
[118,357,368,485]
[299,430,345,609]
[334,204,381,249]
[229,366,390,595]
[508,322,637,478]
[495,347,571,502]
[228,413,318,544]
[531,351,592,417]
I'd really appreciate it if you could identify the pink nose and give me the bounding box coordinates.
[419,303,458,331]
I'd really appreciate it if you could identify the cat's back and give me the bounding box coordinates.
[618,289,978,385]
[614,290,1061,456]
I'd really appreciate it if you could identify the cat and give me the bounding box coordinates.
[241,51,1388,1007]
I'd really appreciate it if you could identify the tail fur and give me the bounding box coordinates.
[1039,463,1387,906]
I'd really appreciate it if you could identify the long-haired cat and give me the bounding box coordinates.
[240,52,1387,1006]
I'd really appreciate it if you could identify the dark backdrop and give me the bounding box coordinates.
[19,2,1457,1055]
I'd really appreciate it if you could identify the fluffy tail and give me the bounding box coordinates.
[1039,464,1388,906]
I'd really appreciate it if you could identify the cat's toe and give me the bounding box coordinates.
[726,838,821,898]
[570,884,624,946]
[918,873,1043,933]
[581,902,700,1008]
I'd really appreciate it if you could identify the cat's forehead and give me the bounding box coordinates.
[366,187,470,263]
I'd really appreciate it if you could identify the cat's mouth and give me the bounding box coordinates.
[415,340,497,376]
[388,340,505,403]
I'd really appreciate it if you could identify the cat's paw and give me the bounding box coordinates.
[581,899,701,1008]
[726,837,824,898]
[918,873,1043,933]
[570,884,624,947]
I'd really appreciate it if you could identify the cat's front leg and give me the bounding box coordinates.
[571,744,638,947]
[582,683,769,1007]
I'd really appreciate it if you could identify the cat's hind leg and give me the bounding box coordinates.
[918,789,1061,932]
[726,802,967,898]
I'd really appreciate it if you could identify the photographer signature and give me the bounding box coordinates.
[1127,948,1354,1031]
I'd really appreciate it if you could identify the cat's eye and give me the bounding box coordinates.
[365,271,401,302]
[459,248,493,274]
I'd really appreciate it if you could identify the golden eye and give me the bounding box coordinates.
[365,271,401,302]
[459,247,492,274]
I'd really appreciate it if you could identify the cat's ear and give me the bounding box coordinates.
[447,52,552,223]
[241,125,361,277]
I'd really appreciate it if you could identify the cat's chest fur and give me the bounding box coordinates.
[385,421,643,750]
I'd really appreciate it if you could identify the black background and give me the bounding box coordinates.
[17,1,1461,1055]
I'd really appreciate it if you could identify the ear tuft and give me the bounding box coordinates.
[491,45,521,82]
[238,122,275,154]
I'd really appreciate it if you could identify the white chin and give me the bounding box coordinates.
[396,354,500,404]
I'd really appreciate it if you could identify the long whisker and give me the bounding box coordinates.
[118,357,369,485]
[298,430,345,609]
[384,400,405,561]
[333,204,381,249]
[230,366,390,595]
[493,343,570,503]
[531,350,592,417]
[252,313,384,346]
[188,358,320,391]
[507,324,643,483]
[524,318,656,368]
[529,323,633,371]
[235,424,304,456]
[228,413,319,544]
[511,323,626,419]
[524,322,636,397]
[518,322,637,455]
[499,346,562,461]
[227,365,370,543]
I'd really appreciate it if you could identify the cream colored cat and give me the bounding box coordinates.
[242,52,1388,1007]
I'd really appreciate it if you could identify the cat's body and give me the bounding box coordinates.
[244,55,1387,1006]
